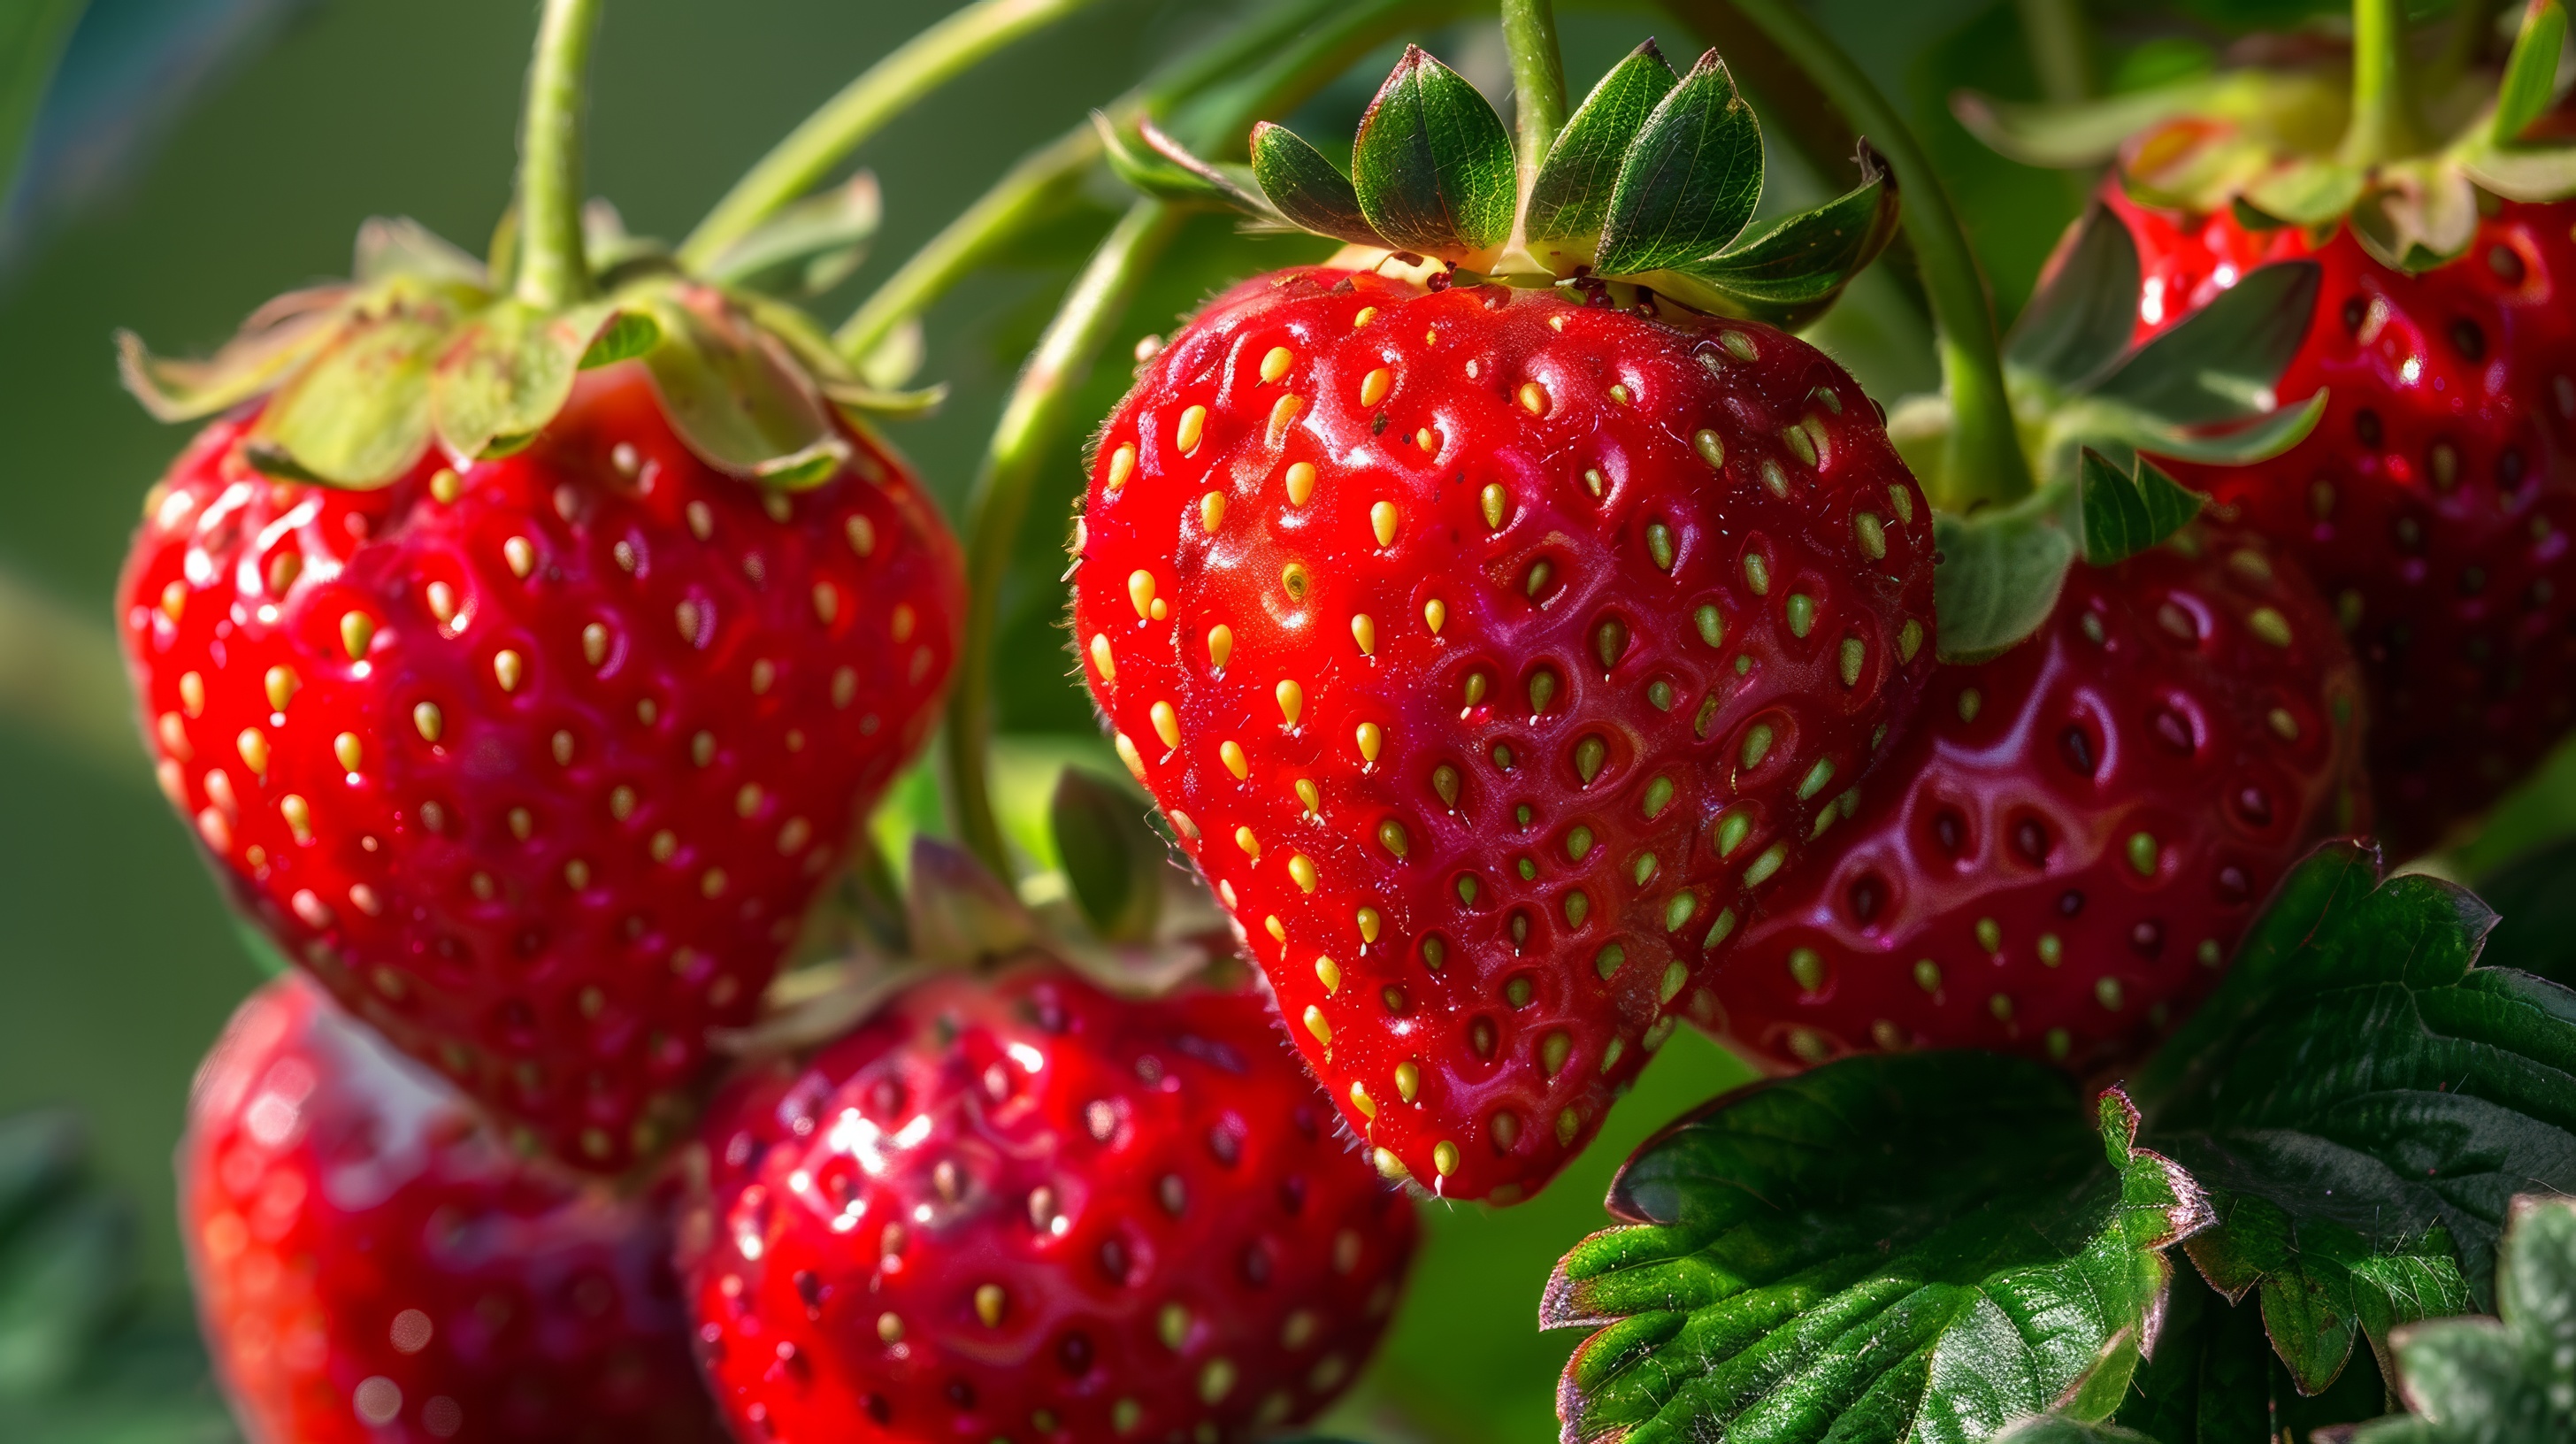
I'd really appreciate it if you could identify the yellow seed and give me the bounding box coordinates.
[1199,490,1225,534]
[236,728,269,775]
[1355,722,1382,765]
[503,536,535,579]
[1175,404,1208,455]
[1317,956,1342,994]
[1856,512,1886,559]
[1106,443,1136,489]
[1431,1141,1459,1177]
[975,1284,1005,1327]
[2249,606,2293,647]
[1150,701,1180,749]
[1351,613,1376,654]
[1221,741,1249,779]
[1269,394,1304,444]
[1284,461,1317,506]
[1207,625,1233,668]
[1518,381,1547,415]
[1128,570,1156,619]
[264,665,298,712]
[1415,426,1436,452]
[1353,305,1377,327]
[1266,916,1287,946]
[1360,367,1393,407]
[1261,346,1293,382]
[582,623,610,668]
[334,733,362,772]
[846,514,876,555]
[1423,598,1446,634]
[812,582,840,625]
[1295,779,1320,814]
[1236,826,1260,858]
[1276,679,1303,726]
[157,580,186,621]
[425,580,457,624]
[340,611,375,660]
[412,702,442,742]
[1357,907,1382,944]
[429,467,462,503]
[493,649,524,693]
[1347,1079,1371,1117]
[2268,707,2300,741]
[1370,501,1398,548]
[1115,732,1147,781]
[179,672,204,717]
[1303,1005,1331,1044]
[1480,483,1506,530]
[1281,562,1310,602]
[686,501,714,540]
[1900,619,1924,663]
[1693,429,1726,468]
[1089,634,1116,683]
[1288,855,1318,893]
[280,795,311,841]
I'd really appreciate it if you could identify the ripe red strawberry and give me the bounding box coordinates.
[121,365,962,1171]
[1709,522,2367,1074]
[182,972,725,1444]
[679,961,1417,1444]
[2098,183,2576,853]
[1068,265,1936,1202]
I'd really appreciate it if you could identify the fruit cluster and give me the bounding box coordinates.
[102,0,2576,1440]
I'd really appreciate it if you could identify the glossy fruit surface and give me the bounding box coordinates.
[120,366,962,1172]
[2108,184,2576,853]
[181,972,724,1444]
[681,962,1417,1444]
[1069,265,1936,1202]
[1710,524,2366,1075]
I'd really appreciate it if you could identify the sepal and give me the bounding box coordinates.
[1349,44,1517,265]
[1644,143,1898,329]
[1249,122,1384,249]
[1932,494,2078,664]
[1591,49,1764,277]
[1050,766,1165,944]
[701,171,880,298]
[1522,40,1679,272]
[1095,113,1284,222]
[2076,448,2204,565]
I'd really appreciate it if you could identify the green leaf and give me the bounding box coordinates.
[703,171,881,298]
[2108,1265,2273,1443]
[116,288,353,423]
[0,1189,132,1397]
[2473,837,2576,989]
[2069,389,2327,472]
[0,1111,80,1240]
[1547,1054,2208,1444]
[2076,449,2205,565]
[1348,45,1516,261]
[1594,49,1764,278]
[1049,766,1164,944]
[1522,41,1680,265]
[351,217,488,288]
[2183,1190,2472,1394]
[579,308,662,369]
[429,299,617,463]
[2089,259,2322,426]
[1951,78,2220,169]
[247,281,459,486]
[1991,1418,2162,1443]
[2349,165,2482,273]
[2009,203,2143,392]
[1098,114,1280,219]
[2135,844,2576,1330]
[1248,122,1384,250]
[2238,159,2365,230]
[2462,142,2576,204]
[1652,144,1898,330]
[1932,500,2078,664]
[2354,1195,2576,1443]
[2494,0,2569,147]
[637,284,850,486]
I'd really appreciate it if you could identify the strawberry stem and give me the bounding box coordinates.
[2341,0,2430,168]
[677,0,1106,273]
[2013,0,2092,104]
[1502,0,1568,180]
[512,0,604,311]
[1727,0,2035,507]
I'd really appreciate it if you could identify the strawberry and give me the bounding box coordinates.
[181,972,725,1444]
[679,961,1417,1444]
[1709,522,2367,1074]
[2107,184,2576,854]
[121,364,962,1171]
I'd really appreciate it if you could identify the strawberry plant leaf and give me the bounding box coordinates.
[2089,259,2321,426]
[1951,80,2221,170]
[1050,765,1164,944]
[1932,502,2077,664]
[2077,388,2327,471]
[1249,122,1384,250]
[2106,1265,2273,1443]
[2075,449,2205,565]
[2009,203,2142,394]
[703,171,881,298]
[2462,142,2576,204]
[1992,1418,2161,1443]
[1097,115,1281,221]
[2492,0,2569,147]
[2132,843,2576,1384]
[1653,145,1898,329]
[2351,1195,2576,1443]
[1522,40,1680,265]
[1348,44,1515,261]
[1546,1054,2209,1444]
[1595,49,1763,278]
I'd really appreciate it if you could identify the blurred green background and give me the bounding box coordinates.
[6,0,2571,1440]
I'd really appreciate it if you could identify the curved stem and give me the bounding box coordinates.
[2013,0,2091,104]
[946,203,1183,872]
[1501,0,1568,174]
[513,0,605,310]
[678,0,1103,272]
[2341,0,2428,167]
[1724,0,2033,508]
[0,568,145,782]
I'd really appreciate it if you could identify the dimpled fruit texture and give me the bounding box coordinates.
[119,365,962,1173]
[1069,266,1937,1202]
[1713,523,2367,1075]
[680,963,1417,1444]
[2106,183,2576,855]
[182,972,724,1444]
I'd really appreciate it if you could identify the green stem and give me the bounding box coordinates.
[1723,0,2033,508]
[2341,0,2429,167]
[2013,0,2090,104]
[677,0,1102,272]
[1501,0,1568,174]
[2434,0,2501,88]
[512,0,605,310]
[946,203,1183,873]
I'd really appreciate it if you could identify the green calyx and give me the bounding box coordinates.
[1959,0,2576,273]
[119,187,932,490]
[1899,201,2327,662]
[1105,39,1899,328]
